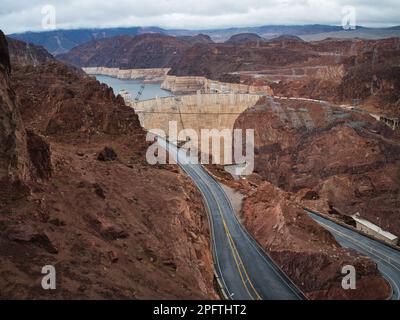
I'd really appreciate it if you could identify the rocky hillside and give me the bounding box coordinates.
[57,33,192,69]
[9,27,167,55]
[57,33,399,115]
[56,33,318,81]
[7,37,55,66]
[0,32,217,299]
[168,43,317,80]
[270,38,400,116]
[0,31,31,194]
[235,97,400,236]
[177,34,214,45]
[225,33,265,45]
[10,25,400,54]
[242,181,390,299]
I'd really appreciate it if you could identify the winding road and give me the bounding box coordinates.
[307,211,400,300]
[159,138,305,300]
[158,138,400,300]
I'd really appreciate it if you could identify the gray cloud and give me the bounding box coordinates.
[1,0,399,34]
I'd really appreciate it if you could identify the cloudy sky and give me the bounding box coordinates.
[1,0,399,34]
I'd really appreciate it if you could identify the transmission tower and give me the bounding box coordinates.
[135,84,145,102]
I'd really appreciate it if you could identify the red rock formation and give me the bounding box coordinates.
[235,97,400,236]
[177,34,214,45]
[225,33,265,45]
[12,61,141,141]
[57,33,192,69]
[7,37,55,66]
[0,34,217,299]
[168,43,317,80]
[0,31,31,192]
[57,35,399,115]
[242,181,391,299]
[272,38,400,116]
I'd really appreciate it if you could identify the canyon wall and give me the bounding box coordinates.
[83,67,170,83]
[161,75,273,95]
[1,34,218,299]
[7,37,55,67]
[0,31,30,185]
[234,96,400,237]
[241,181,391,299]
[240,65,346,83]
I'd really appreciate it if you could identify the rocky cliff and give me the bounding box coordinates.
[271,38,400,116]
[57,35,400,115]
[168,43,317,81]
[235,97,400,236]
[0,33,217,299]
[242,181,391,299]
[7,37,55,66]
[225,33,265,45]
[0,31,31,193]
[57,33,192,69]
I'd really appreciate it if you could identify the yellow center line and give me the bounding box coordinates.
[197,167,262,300]
[173,145,263,300]
[224,224,262,300]
[222,220,256,299]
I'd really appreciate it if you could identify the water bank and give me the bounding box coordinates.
[83,67,170,83]
[95,75,174,101]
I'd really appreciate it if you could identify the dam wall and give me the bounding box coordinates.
[161,75,273,95]
[130,93,263,137]
[83,67,170,83]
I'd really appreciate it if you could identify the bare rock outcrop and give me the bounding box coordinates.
[26,130,52,179]
[7,37,55,66]
[242,181,391,299]
[0,31,30,192]
[235,97,400,236]
[11,61,143,142]
[0,33,217,299]
[57,33,191,69]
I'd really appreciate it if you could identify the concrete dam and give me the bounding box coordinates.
[128,93,263,137]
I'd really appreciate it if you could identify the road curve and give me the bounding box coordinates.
[307,211,400,300]
[158,138,400,300]
[159,138,305,300]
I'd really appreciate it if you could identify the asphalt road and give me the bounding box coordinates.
[158,138,400,300]
[307,211,400,300]
[159,138,305,300]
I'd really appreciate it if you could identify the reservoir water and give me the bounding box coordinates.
[95,75,174,101]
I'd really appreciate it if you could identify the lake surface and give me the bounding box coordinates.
[95,75,174,101]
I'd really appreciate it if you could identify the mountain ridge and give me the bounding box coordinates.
[9,24,400,54]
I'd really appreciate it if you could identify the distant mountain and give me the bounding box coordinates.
[6,37,55,66]
[269,35,305,42]
[300,27,400,41]
[57,33,192,69]
[8,25,400,55]
[225,33,265,45]
[169,24,344,42]
[8,27,167,55]
[176,34,214,45]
